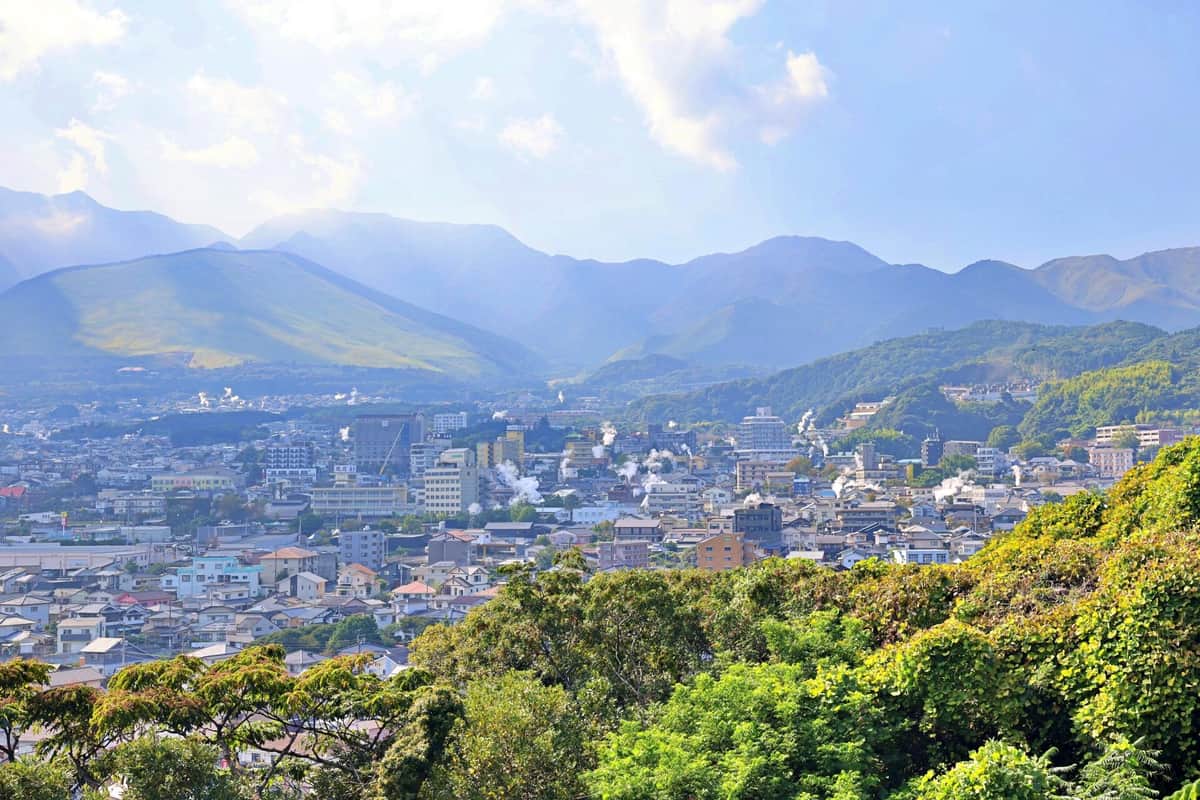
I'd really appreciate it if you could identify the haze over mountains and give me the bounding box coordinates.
[4,187,1200,381]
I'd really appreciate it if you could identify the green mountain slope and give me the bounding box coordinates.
[0,248,543,380]
[625,320,1165,424]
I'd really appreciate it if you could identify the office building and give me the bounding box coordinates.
[423,449,480,517]
[354,414,424,477]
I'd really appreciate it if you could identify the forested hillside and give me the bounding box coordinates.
[626,320,1162,425]
[8,440,1200,798]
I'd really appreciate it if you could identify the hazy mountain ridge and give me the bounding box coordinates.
[0,187,228,288]
[0,248,543,382]
[8,188,1200,374]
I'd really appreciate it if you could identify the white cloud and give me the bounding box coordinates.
[228,0,507,67]
[472,76,496,101]
[757,50,830,145]
[500,113,564,159]
[92,70,131,112]
[187,73,287,133]
[55,119,112,190]
[56,153,89,193]
[162,136,260,168]
[250,135,363,213]
[323,109,353,136]
[570,0,830,170]
[0,0,127,81]
[332,71,411,120]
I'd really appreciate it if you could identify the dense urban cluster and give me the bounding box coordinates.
[0,380,1198,798]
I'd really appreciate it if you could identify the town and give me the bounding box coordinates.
[0,382,1175,685]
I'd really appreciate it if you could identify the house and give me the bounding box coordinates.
[0,595,51,630]
[57,616,106,654]
[835,548,875,570]
[258,547,322,584]
[189,642,243,664]
[446,565,489,591]
[336,564,379,599]
[284,649,326,676]
[392,581,436,614]
[277,572,327,601]
[991,508,1028,532]
[81,637,154,677]
[47,666,104,689]
[891,546,950,566]
[412,561,457,588]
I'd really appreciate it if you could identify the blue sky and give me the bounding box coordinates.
[2,1,1199,269]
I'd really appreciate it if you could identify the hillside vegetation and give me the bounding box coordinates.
[8,440,1200,797]
[627,320,1162,425]
[0,248,543,380]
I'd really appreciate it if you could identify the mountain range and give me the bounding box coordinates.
[5,187,1200,380]
[0,248,541,382]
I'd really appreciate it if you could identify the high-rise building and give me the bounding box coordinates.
[353,414,424,477]
[423,448,480,517]
[735,408,793,459]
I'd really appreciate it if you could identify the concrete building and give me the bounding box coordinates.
[150,468,238,494]
[258,547,321,584]
[1094,424,1185,449]
[354,414,424,477]
[697,532,757,571]
[733,503,783,540]
[163,556,263,599]
[340,527,385,571]
[921,434,944,468]
[410,439,450,478]
[597,540,650,570]
[736,460,786,491]
[423,449,480,517]
[431,412,469,435]
[1089,446,1135,479]
[614,518,663,542]
[310,486,411,519]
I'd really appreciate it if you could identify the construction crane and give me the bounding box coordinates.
[379,424,407,476]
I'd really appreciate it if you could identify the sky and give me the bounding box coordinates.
[2,1,1200,270]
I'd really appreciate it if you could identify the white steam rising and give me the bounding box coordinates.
[496,460,543,506]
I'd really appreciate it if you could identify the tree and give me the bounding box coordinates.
[509,503,537,522]
[1072,737,1161,800]
[784,455,814,474]
[987,425,1020,451]
[325,614,383,654]
[912,740,1067,800]
[94,736,245,800]
[939,454,978,474]
[585,661,879,800]
[429,672,587,800]
[0,758,71,800]
[400,515,424,535]
[0,659,51,761]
